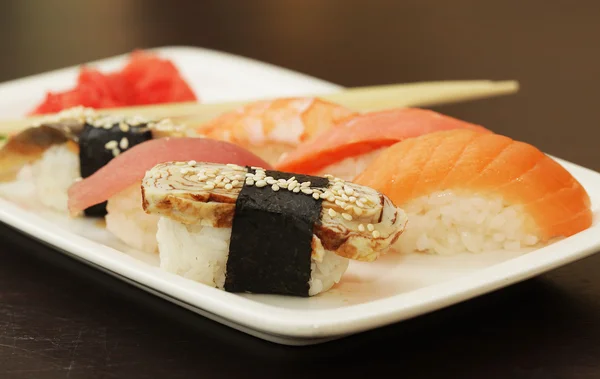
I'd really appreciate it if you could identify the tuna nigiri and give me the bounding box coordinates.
[275,108,489,181]
[68,137,271,253]
[354,129,593,255]
[195,97,356,165]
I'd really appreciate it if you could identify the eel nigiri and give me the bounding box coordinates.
[275,108,489,181]
[141,162,407,296]
[194,97,356,165]
[354,129,593,255]
[0,106,186,215]
[68,138,272,253]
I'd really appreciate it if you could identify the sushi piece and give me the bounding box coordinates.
[68,138,272,253]
[0,106,185,215]
[276,108,489,181]
[194,97,356,165]
[354,129,593,255]
[141,162,407,296]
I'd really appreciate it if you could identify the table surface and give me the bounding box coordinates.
[1,1,600,378]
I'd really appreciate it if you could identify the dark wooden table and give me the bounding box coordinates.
[1,1,599,378]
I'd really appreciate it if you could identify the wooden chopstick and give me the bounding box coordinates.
[0,80,518,135]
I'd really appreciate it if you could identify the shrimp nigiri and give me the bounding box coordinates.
[195,97,355,165]
[275,108,489,181]
[354,129,593,255]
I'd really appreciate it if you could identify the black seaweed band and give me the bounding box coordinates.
[79,121,152,217]
[225,168,329,297]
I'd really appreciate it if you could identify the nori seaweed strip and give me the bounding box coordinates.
[225,168,329,296]
[79,121,152,217]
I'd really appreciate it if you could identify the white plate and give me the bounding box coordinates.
[0,46,599,346]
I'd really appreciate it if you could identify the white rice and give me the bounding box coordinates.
[316,148,385,181]
[30,144,80,212]
[156,217,349,296]
[106,184,160,253]
[396,190,542,255]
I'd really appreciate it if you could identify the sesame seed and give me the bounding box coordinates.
[344,186,354,196]
[279,182,288,189]
[104,140,118,150]
[358,224,365,232]
[323,174,334,178]
[319,193,328,199]
[367,224,375,231]
[272,184,280,191]
[344,205,353,211]
[301,188,313,195]
[119,122,130,132]
[198,175,208,181]
[327,196,335,202]
[227,163,240,169]
[301,181,311,188]
[225,183,233,190]
[111,148,120,157]
[217,182,225,188]
[278,179,287,184]
[287,176,296,183]
[251,166,263,170]
[188,160,197,165]
[255,180,267,188]
[266,177,276,185]
[119,137,129,150]
[206,181,215,187]
[245,173,254,178]
[335,200,346,208]
[342,213,353,221]
[203,184,215,190]
[355,200,365,208]
[223,178,231,183]
[103,123,113,129]
[293,187,301,193]
[349,196,357,203]
[312,193,320,200]
[180,168,190,174]
[328,208,337,217]
[288,182,297,191]
[245,178,255,186]
[372,230,381,238]
[175,162,186,166]
[360,197,368,204]
[354,207,363,216]
[341,193,350,201]
[231,180,240,186]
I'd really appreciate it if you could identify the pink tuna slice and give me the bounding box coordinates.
[67,137,272,213]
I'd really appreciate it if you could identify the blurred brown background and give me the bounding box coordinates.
[0,0,598,169]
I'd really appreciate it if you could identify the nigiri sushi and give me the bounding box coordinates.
[0,106,186,216]
[354,129,593,255]
[68,137,272,253]
[276,108,489,181]
[141,162,407,296]
[194,97,356,165]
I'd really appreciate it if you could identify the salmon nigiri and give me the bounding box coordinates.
[195,97,356,165]
[275,108,489,181]
[354,129,593,255]
[68,137,271,253]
